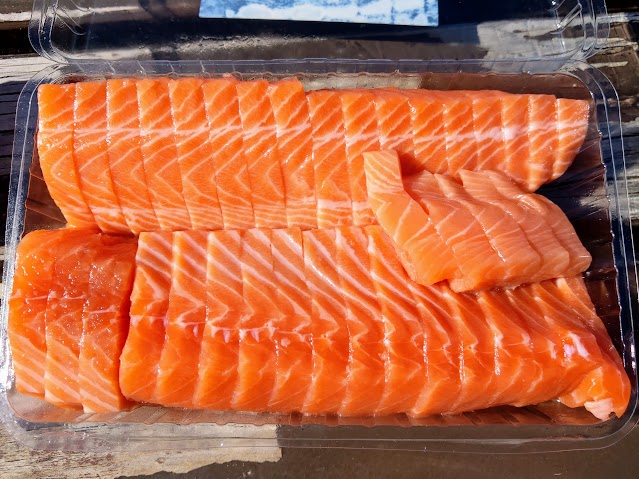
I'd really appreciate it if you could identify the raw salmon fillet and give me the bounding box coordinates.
[341,90,379,225]
[74,81,130,233]
[44,230,102,408]
[302,229,350,414]
[37,84,95,228]
[554,98,590,181]
[237,81,287,228]
[8,230,71,397]
[119,232,173,403]
[194,230,244,409]
[335,227,386,416]
[371,90,415,166]
[79,236,137,413]
[169,78,224,230]
[137,78,192,230]
[362,150,458,285]
[106,79,160,233]
[268,78,317,229]
[366,226,424,414]
[233,229,279,411]
[202,78,255,230]
[155,231,208,408]
[364,153,590,291]
[268,228,314,412]
[307,90,353,227]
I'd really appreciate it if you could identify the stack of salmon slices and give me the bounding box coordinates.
[6,77,630,421]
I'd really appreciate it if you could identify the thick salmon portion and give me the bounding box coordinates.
[366,226,424,415]
[501,95,532,190]
[527,95,557,190]
[307,90,353,227]
[554,98,590,181]
[233,229,279,411]
[550,277,630,419]
[137,78,192,230]
[74,81,130,233]
[363,150,458,285]
[119,232,173,403]
[106,79,160,233]
[302,229,349,414]
[268,228,314,412]
[44,230,102,409]
[37,84,96,228]
[237,81,288,228]
[79,236,137,413]
[202,78,255,230]
[195,230,244,409]
[9,230,72,398]
[268,79,317,229]
[372,90,415,166]
[155,231,208,408]
[169,78,224,230]
[335,227,386,416]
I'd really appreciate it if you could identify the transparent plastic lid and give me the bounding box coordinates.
[29,0,608,63]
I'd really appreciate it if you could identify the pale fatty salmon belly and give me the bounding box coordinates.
[36,79,589,234]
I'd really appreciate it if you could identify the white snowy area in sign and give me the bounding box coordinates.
[200,0,438,26]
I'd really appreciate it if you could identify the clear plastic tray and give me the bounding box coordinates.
[1,0,637,453]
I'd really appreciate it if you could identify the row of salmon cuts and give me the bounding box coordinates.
[9,228,629,419]
[36,78,589,235]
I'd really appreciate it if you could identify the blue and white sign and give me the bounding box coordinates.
[200,1,439,27]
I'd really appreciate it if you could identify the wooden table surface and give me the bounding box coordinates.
[0,1,638,478]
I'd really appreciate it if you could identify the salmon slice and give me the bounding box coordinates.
[362,150,458,285]
[106,79,160,233]
[431,91,478,174]
[74,81,130,233]
[475,290,546,406]
[398,90,447,175]
[408,282,460,416]
[370,90,415,167]
[335,227,386,416]
[472,96,506,171]
[429,173,542,287]
[44,230,102,408]
[233,229,278,411]
[553,99,590,181]
[307,90,353,227]
[194,230,244,409]
[302,229,349,414]
[79,236,137,413]
[168,78,224,230]
[268,78,317,229]
[527,95,557,191]
[340,90,379,225]
[8,230,70,398]
[486,171,592,274]
[366,226,424,415]
[37,84,95,228]
[202,78,255,229]
[550,277,630,419]
[155,231,208,408]
[442,287,496,413]
[501,95,531,190]
[268,228,313,412]
[459,170,572,282]
[137,78,192,230]
[119,232,173,404]
[237,81,287,228]
[407,171,504,292]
